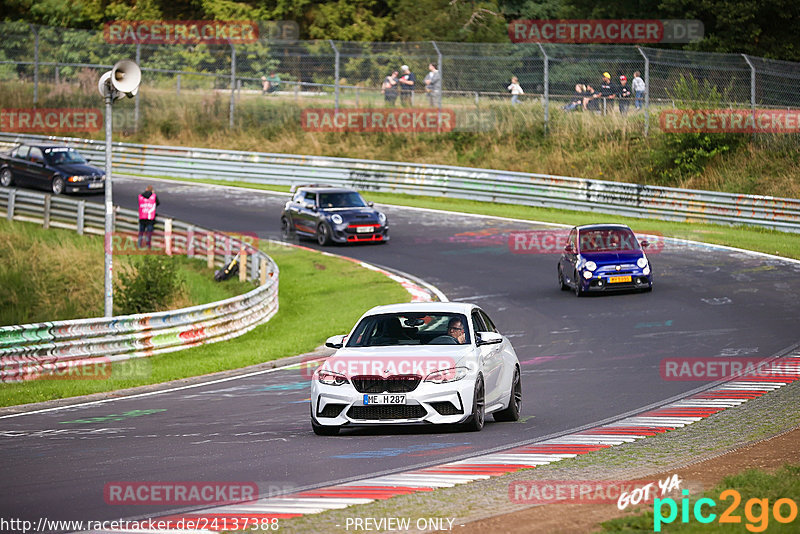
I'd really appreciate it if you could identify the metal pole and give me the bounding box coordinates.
[103,89,114,317]
[742,54,756,112]
[638,47,650,136]
[330,40,340,112]
[134,43,141,132]
[229,43,236,129]
[431,41,443,132]
[32,25,39,106]
[537,43,549,134]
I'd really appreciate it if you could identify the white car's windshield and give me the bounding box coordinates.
[346,313,471,347]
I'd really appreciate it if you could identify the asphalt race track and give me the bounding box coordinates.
[2,177,799,529]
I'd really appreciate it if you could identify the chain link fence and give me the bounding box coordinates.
[2,21,800,135]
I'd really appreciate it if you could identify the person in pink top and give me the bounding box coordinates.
[137,185,159,248]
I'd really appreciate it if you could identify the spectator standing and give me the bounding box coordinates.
[599,72,615,114]
[382,70,399,106]
[508,76,524,105]
[618,75,632,114]
[137,185,160,249]
[584,84,600,112]
[632,71,646,110]
[398,65,416,107]
[424,63,442,107]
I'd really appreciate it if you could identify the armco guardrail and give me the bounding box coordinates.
[1,132,799,232]
[0,187,279,382]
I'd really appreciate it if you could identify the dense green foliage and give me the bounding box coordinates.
[1,0,797,60]
[115,255,185,314]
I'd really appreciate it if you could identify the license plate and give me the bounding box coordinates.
[608,275,632,283]
[88,182,103,189]
[364,394,406,405]
[356,226,374,233]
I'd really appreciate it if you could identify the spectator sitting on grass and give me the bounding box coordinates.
[563,84,585,111]
[264,71,280,93]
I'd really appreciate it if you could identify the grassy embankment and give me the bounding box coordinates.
[0,220,409,406]
[2,80,799,198]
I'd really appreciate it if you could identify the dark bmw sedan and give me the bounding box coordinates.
[0,144,105,195]
[558,224,652,296]
[280,185,389,245]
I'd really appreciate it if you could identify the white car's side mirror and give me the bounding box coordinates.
[476,331,502,346]
[325,335,346,349]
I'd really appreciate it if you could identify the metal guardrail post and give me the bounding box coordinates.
[638,47,650,136]
[260,258,267,285]
[537,44,549,134]
[187,225,195,258]
[177,73,181,96]
[239,247,247,282]
[7,190,15,221]
[207,233,214,269]
[77,200,85,235]
[742,53,756,113]
[164,218,173,255]
[229,43,236,129]
[330,40,340,112]
[43,194,50,229]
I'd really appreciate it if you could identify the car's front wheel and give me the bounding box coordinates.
[316,222,332,246]
[311,410,340,436]
[493,367,521,422]
[573,270,584,297]
[51,176,65,195]
[280,216,295,240]
[0,168,13,187]
[461,376,485,432]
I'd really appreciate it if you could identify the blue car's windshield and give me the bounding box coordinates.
[44,148,87,165]
[318,192,367,208]
[579,228,639,252]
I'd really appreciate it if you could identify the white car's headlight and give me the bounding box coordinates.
[584,261,597,271]
[378,212,387,225]
[317,370,348,386]
[425,366,468,384]
[330,214,343,225]
[637,257,648,269]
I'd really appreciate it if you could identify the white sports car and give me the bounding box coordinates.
[310,302,522,435]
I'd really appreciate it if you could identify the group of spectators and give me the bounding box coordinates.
[562,71,646,113]
[381,64,442,107]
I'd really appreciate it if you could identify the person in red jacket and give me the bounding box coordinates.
[137,185,160,248]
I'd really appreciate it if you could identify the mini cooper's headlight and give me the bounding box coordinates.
[378,212,387,225]
[425,366,468,384]
[582,270,593,279]
[330,214,343,225]
[643,266,651,275]
[637,257,648,269]
[317,370,348,386]
[584,261,597,271]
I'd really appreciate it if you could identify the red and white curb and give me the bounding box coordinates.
[131,352,800,531]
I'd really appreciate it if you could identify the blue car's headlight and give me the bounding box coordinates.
[584,260,597,271]
[637,257,648,269]
[330,214,343,225]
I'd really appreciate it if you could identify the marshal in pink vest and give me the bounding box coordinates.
[138,193,157,220]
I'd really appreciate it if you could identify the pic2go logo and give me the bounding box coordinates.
[654,489,798,532]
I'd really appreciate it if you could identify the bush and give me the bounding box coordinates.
[115,256,185,315]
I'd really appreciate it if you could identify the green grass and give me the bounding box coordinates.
[0,243,410,407]
[601,464,800,532]
[0,219,252,325]
[132,175,800,261]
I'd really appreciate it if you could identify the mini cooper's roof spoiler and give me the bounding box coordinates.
[289,183,339,193]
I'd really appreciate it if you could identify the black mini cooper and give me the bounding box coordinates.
[280,185,389,245]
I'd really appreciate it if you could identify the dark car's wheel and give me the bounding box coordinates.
[573,270,584,297]
[494,367,522,422]
[51,176,65,195]
[311,407,340,435]
[0,168,13,187]
[316,222,332,246]
[558,265,569,291]
[280,216,295,240]
[461,376,485,432]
